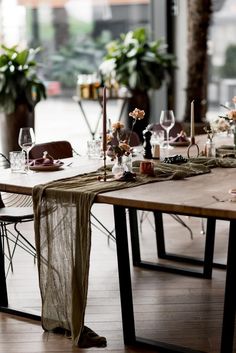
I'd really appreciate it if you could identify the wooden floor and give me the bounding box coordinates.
[1,204,235,353]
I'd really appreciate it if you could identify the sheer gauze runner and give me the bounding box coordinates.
[32,157,236,345]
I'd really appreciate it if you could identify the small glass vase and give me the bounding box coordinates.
[112,156,127,177]
[123,153,132,172]
[205,138,216,157]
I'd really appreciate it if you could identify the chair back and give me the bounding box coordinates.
[0,153,9,207]
[0,153,10,169]
[29,140,73,159]
[151,121,183,138]
[118,129,141,147]
[0,193,5,208]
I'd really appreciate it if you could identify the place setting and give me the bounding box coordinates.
[96,89,207,184]
[10,128,66,173]
[28,152,64,172]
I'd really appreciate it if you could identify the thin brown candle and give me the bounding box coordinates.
[102,87,107,152]
[190,100,195,139]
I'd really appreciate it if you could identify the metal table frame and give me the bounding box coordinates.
[73,96,129,140]
[114,205,236,353]
[128,209,226,279]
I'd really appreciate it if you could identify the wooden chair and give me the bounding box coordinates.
[119,129,141,146]
[29,140,73,160]
[0,153,35,276]
[150,121,184,138]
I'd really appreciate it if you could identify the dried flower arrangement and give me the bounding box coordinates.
[106,108,145,160]
[210,96,236,134]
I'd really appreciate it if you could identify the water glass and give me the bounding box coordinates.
[151,130,165,145]
[9,151,25,173]
[18,127,36,173]
[87,140,102,159]
[160,110,175,149]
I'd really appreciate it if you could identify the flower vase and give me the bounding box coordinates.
[205,139,216,157]
[123,154,132,172]
[112,156,126,177]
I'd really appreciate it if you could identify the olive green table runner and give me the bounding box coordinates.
[32,157,236,346]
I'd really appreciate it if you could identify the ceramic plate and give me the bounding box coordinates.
[29,162,64,172]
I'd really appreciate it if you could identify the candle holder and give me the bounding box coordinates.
[187,136,200,158]
[98,150,108,182]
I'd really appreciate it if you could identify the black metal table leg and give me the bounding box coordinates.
[0,233,8,307]
[114,205,135,344]
[154,211,166,257]
[114,205,206,353]
[220,219,236,353]
[128,208,141,265]
[203,218,216,278]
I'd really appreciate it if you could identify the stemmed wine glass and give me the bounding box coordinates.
[18,127,36,173]
[159,110,175,149]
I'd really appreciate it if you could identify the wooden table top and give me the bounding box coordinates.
[0,157,103,194]
[97,166,236,220]
[1,137,236,221]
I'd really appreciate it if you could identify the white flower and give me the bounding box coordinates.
[210,117,231,133]
[99,58,116,76]
[124,31,136,46]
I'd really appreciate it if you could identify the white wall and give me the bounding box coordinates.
[174,0,188,122]
[149,0,167,124]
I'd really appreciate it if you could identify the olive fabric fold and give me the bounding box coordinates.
[32,157,236,346]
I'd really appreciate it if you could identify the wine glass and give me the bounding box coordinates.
[159,110,175,149]
[18,127,36,172]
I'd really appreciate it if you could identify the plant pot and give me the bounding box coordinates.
[127,90,150,142]
[0,104,35,157]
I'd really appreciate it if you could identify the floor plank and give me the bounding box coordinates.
[1,206,236,353]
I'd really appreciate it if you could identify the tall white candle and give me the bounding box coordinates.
[102,87,107,152]
[190,100,195,139]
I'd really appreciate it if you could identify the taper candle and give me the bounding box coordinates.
[190,100,195,139]
[102,87,107,152]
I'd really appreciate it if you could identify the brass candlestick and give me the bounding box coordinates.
[187,136,200,158]
[103,150,107,181]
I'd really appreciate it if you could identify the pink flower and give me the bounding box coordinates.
[112,121,124,130]
[227,110,236,121]
[129,108,145,120]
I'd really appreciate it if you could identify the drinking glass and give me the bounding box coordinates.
[159,110,175,149]
[18,127,36,172]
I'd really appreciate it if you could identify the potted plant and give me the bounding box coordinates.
[0,45,46,156]
[99,27,176,140]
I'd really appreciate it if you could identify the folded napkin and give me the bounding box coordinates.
[170,130,190,144]
[30,159,63,166]
[29,151,63,166]
[216,145,236,158]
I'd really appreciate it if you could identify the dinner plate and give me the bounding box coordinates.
[29,162,64,171]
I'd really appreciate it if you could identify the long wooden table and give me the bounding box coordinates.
[0,157,236,353]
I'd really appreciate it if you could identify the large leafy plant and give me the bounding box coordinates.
[99,27,176,91]
[0,45,46,114]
